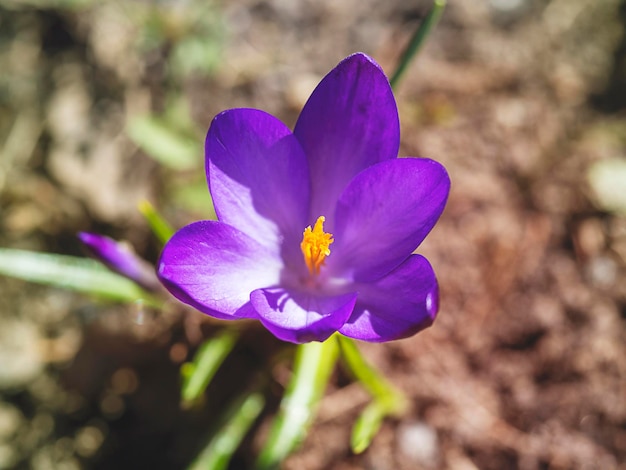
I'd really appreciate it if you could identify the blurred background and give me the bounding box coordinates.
[1,0,625,468]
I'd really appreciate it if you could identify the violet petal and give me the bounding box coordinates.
[250,287,357,343]
[329,158,450,282]
[293,53,400,225]
[339,255,438,342]
[157,220,282,319]
[78,232,160,292]
[206,108,310,265]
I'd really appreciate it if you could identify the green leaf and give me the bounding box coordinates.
[255,337,339,469]
[0,248,159,306]
[127,115,200,170]
[181,330,239,406]
[588,157,626,215]
[187,391,265,470]
[138,200,175,245]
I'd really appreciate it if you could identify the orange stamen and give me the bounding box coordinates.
[300,216,334,275]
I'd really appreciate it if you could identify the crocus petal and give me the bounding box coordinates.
[250,287,357,343]
[329,158,450,282]
[206,108,310,265]
[78,232,160,292]
[293,53,400,225]
[339,255,438,342]
[157,221,282,320]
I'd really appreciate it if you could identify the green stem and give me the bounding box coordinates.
[255,337,339,470]
[389,0,447,90]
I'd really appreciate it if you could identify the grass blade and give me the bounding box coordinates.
[187,391,265,470]
[181,330,239,406]
[138,200,175,244]
[389,0,447,90]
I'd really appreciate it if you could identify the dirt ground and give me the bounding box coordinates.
[1,0,625,469]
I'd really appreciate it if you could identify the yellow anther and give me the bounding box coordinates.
[300,216,334,275]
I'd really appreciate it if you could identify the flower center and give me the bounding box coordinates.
[300,216,334,276]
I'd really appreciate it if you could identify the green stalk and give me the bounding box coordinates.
[389,0,447,90]
[255,337,339,470]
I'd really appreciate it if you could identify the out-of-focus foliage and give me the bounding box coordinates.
[1,0,224,79]
[127,93,202,170]
[0,0,223,222]
[138,0,223,78]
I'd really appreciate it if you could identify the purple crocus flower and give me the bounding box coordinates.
[79,232,161,292]
[157,53,450,344]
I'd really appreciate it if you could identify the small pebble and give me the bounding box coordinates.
[397,421,439,467]
[586,255,618,288]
